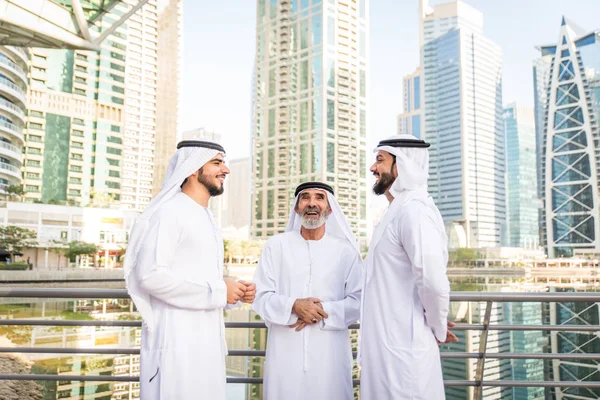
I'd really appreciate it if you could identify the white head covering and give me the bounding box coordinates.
[374,134,430,202]
[124,139,225,330]
[374,133,446,235]
[285,181,360,255]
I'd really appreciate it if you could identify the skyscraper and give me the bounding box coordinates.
[252,0,368,246]
[533,53,553,201]
[0,46,27,193]
[537,19,600,258]
[503,103,539,248]
[397,67,422,138]
[420,0,504,249]
[152,0,183,197]
[20,0,181,210]
[225,157,251,229]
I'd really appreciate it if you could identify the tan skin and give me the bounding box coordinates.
[370,151,459,344]
[181,154,256,305]
[288,189,332,332]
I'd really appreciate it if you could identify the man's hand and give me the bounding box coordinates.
[224,278,246,304]
[437,321,459,345]
[292,297,328,324]
[239,281,256,304]
[289,319,308,332]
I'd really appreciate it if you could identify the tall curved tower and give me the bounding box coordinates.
[0,45,26,191]
[540,19,600,258]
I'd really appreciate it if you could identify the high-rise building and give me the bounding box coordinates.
[0,46,27,193]
[503,103,539,248]
[420,0,504,248]
[225,157,251,229]
[397,67,422,138]
[152,0,183,197]
[20,0,181,211]
[533,54,553,201]
[537,19,600,258]
[251,0,368,247]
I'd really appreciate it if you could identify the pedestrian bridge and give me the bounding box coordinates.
[0,288,598,400]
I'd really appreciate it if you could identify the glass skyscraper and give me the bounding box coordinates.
[420,0,505,249]
[397,67,422,138]
[537,19,600,258]
[252,0,368,246]
[503,103,539,248]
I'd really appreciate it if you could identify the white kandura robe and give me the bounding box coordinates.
[136,192,228,400]
[360,198,450,400]
[252,231,363,400]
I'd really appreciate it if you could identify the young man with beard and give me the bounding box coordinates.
[124,140,256,400]
[252,181,363,400]
[359,134,457,399]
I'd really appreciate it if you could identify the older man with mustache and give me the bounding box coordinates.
[252,181,363,400]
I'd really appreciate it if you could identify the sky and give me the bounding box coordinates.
[181,0,600,162]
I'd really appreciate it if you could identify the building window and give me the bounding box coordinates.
[327,99,335,130]
[327,142,335,173]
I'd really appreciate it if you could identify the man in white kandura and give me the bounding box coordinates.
[124,140,256,400]
[252,181,363,400]
[359,135,458,399]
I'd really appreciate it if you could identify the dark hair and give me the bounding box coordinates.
[180,166,204,188]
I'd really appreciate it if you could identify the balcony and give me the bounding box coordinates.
[0,96,25,124]
[0,140,23,164]
[0,289,597,399]
[0,159,21,180]
[0,76,26,107]
[3,46,28,65]
[0,119,23,142]
[0,54,27,85]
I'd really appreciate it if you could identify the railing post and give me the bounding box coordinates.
[474,301,493,400]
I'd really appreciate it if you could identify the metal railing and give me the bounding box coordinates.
[0,289,598,399]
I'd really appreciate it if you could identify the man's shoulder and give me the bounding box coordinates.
[396,199,438,225]
[155,193,189,219]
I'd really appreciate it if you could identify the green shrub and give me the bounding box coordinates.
[0,262,29,270]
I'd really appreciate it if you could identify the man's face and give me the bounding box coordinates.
[370,150,397,195]
[295,189,331,229]
[197,154,230,196]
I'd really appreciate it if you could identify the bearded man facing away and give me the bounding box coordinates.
[359,135,457,399]
[252,181,363,400]
[124,140,256,400]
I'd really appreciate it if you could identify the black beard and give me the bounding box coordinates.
[372,171,395,195]
[198,172,224,196]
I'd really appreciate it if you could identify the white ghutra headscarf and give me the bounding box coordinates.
[285,181,360,255]
[124,139,226,330]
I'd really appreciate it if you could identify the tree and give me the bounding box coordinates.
[4,184,24,202]
[64,241,99,265]
[0,226,37,261]
[223,239,232,263]
[50,240,99,268]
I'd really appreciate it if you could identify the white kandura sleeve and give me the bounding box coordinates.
[136,210,227,310]
[399,209,450,342]
[320,250,363,331]
[251,242,298,326]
